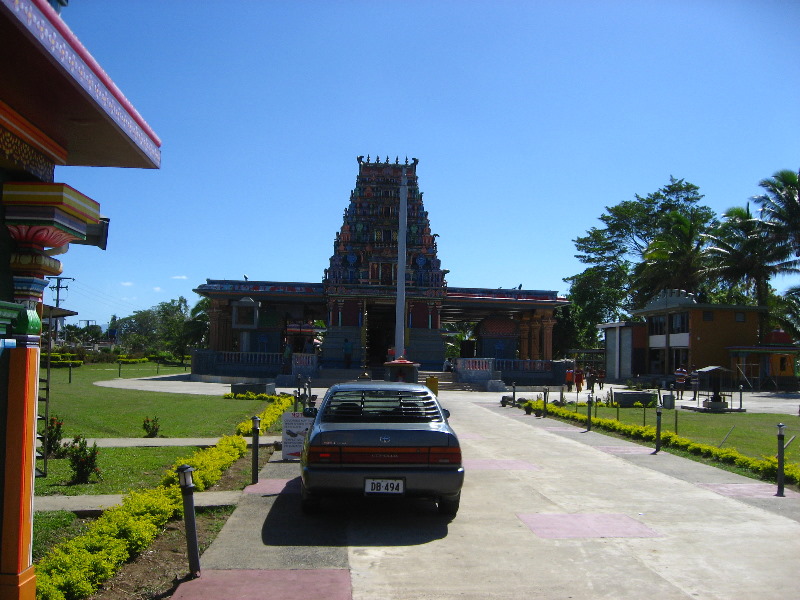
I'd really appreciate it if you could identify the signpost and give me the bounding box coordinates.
[281,412,313,460]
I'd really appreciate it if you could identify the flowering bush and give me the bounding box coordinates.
[142,416,160,438]
[44,415,67,458]
[66,436,101,484]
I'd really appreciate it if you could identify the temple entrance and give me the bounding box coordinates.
[367,304,395,366]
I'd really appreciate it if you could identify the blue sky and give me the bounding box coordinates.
[52,0,800,327]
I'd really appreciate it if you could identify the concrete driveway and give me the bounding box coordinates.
[174,390,800,600]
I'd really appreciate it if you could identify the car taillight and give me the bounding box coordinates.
[306,446,341,464]
[429,447,461,465]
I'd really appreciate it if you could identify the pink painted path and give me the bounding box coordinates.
[172,569,351,600]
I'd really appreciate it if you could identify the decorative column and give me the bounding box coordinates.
[519,315,531,360]
[530,316,542,360]
[0,305,40,600]
[542,314,556,361]
[1,183,101,600]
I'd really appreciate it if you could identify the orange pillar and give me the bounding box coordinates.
[0,307,40,600]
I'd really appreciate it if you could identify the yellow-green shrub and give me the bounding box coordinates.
[161,434,247,491]
[235,394,294,435]
[540,401,799,485]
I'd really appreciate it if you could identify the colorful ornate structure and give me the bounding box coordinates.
[0,2,160,597]
[195,156,567,382]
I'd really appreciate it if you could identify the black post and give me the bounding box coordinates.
[251,416,261,485]
[512,382,516,406]
[654,407,662,454]
[118,362,122,377]
[776,423,786,497]
[68,362,73,384]
[543,387,549,417]
[177,465,201,578]
[586,395,593,431]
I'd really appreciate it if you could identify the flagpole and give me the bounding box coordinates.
[395,166,408,358]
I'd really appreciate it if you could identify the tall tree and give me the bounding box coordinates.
[568,177,715,335]
[753,169,800,257]
[773,286,800,341]
[704,204,800,340]
[631,208,714,304]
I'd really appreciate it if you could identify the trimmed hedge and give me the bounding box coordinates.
[525,400,800,485]
[234,394,295,435]
[161,435,247,491]
[35,434,248,599]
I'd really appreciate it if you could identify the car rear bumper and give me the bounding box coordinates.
[302,466,464,498]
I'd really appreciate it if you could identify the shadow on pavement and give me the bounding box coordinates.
[261,478,450,547]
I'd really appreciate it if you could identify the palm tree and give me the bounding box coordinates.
[704,204,800,340]
[773,286,800,341]
[631,209,711,304]
[754,169,800,257]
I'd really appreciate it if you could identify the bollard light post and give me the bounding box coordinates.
[586,394,593,431]
[512,382,516,406]
[776,423,786,497]
[739,385,743,410]
[177,464,201,578]
[118,361,122,377]
[251,416,261,485]
[543,387,549,417]
[654,406,663,454]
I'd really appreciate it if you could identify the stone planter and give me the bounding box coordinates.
[703,400,728,411]
[612,391,657,408]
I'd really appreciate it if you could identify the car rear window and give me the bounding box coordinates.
[321,389,443,423]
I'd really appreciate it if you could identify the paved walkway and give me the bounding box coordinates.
[175,391,800,600]
[35,377,800,599]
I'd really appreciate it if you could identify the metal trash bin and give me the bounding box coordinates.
[662,394,675,409]
[425,375,439,395]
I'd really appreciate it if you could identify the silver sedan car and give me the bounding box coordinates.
[300,381,464,517]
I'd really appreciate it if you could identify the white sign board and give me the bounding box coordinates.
[281,412,313,460]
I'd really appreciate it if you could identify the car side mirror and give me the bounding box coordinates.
[302,407,318,418]
[442,408,450,419]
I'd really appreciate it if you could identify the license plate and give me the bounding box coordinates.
[364,478,404,494]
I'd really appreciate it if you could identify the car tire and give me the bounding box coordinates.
[438,491,460,517]
[300,481,321,514]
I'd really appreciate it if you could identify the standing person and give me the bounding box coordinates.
[690,365,700,401]
[282,341,292,374]
[565,367,574,392]
[598,368,606,390]
[674,364,688,400]
[587,369,597,393]
[574,366,584,394]
[342,338,353,369]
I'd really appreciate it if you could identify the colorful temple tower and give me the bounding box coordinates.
[194,155,569,382]
[323,156,446,368]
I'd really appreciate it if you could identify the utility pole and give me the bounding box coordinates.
[45,276,74,348]
[46,276,73,308]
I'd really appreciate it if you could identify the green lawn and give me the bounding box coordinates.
[44,363,269,438]
[582,404,800,464]
[34,446,193,496]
